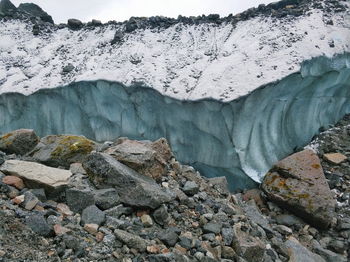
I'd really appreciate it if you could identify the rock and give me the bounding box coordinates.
[0,160,72,190]
[141,214,153,227]
[208,176,230,195]
[68,18,83,30]
[285,237,325,262]
[83,153,173,209]
[261,149,335,229]
[111,30,124,45]
[29,188,46,202]
[18,3,54,23]
[25,214,52,237]
[105,138,172,180]
[313,240,347,262]
[153,204,170,225]
[221,246,236,259]
[31,135,96,168]
[69,163,86,174]
[84,223,99,234]
[0,0,16,16]
[182,181,199,196]
[242,188,266,209]
[114,229,148,252]
[56,203,73,216]
[2,176,25,190]
[90,19,102,26]
[53,224,70,236]
[203,222,222,234]
[65,188,95,213]
[158,229,178,247]
[0,129,39,155]
[275,225,292,235]
[81,205,105,226]
[232,223,265,262]
[94,188,120,210]
[148,253,188,262]
[221,227,234,246]
[324,153,347,164]
[275,214,302,227]
[62,63,75,74]
[12,194,24,205]
[242,199,273,233]
[105,204,133,218]
[22,191,39,210]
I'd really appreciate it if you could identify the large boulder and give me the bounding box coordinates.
[31,135,97,168]
[0,129,39,155]
[0,160,72,190]
[0,0,16,16]
[83,152,174,209]
[105,138,172,181]
[18,3,54,24]
[285,237,326,262]
[261,149,335,229]
[67,18,83,30]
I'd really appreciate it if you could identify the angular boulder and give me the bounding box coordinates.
[31,135,96,168]
[285,237,326,262]
[18,3,54,24]
[261,149,335,229]
[0,129,39,155]
[83,152,174,209]
[0,160,72,190]
[0,0,16,16]
[105,138,172,181]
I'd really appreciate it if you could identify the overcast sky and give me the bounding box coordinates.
[11,0,276,24]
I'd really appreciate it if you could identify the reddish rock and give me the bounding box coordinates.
[56,203,73,216]
[0,129,39,155]
[261,149,335,229]
[2,176,25,190]
[53,224,70,236]
[84,223,99,234]
[242,188,267,210]
[12,195,25,205]
[323,153,347,164]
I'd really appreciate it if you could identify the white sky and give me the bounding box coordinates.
[11,0,277,24]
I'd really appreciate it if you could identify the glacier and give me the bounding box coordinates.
[0,53,349,191]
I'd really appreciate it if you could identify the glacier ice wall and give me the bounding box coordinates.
[0,53,349,191]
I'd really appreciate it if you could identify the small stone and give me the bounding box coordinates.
[114,229,148,252]
[2,176,25,190]
[69,163,86,174]
[66,188,95,213]
[13,194,25,205]
[222,227,234,246]
[182,181,199,196]
[174,244,187,255]
[81,205,105,226]
[53,224,70,236]
[94,188,120,210]
[96,232,104,242]
[141,214,153,227]
[22,191,39,210]
[275,214,302,227]
[0,250,5,257]
[147,245,161,254]
[26,214,52,236]
[29,188,47,202]
[84,223,99,234]
[222,246,235,259]
[153,204,169,226]
[57,203,74,216]
[203,222,222,234]
[324,153,347,164]
[275,225,293,235]
[285,237,325,262]
[158,229,179,247]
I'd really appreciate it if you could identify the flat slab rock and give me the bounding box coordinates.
[0,160,72,189]
[261,149,335,229]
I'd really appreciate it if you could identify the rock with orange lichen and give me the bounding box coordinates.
[261,149,335,229]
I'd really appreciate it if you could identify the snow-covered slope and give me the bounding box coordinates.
[0,0,349,101]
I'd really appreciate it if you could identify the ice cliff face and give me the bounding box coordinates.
[0,0,350,190]
[0,53,349,190]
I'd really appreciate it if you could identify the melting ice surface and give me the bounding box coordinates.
[0,53,350,191]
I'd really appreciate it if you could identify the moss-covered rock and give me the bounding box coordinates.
[31,135,97,168]
[0,129,39,155]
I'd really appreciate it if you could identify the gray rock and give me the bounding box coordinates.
[148,253,190,262]
[208,176,230,194]
[0,0,16,16]
[158,229,179,247]
[81,205,105,226]
[105,216,128,230]
[68,18,83,30]
[313,240,347,262]
[178,236,193,249]
[62,64,75,74]
[94,188,120,210]
[25,214,52,236]
[182,181,199,196]
[90,19,102,26]
[0,129,39,155]
[114,229,148,252]
[22,191,39,210]
[153,204,170,225]
[83,153,174,209]
[242,199,273,234]
[222,227,234,246]
[275,214,302,227]
[18,3,53,23]
[66,188,95,213]
[203,222,222,234]
[262,150,336,229]
[105,204,133,218]
[285,237,325,262]
[69,163,86,175]
[29,188,46,202]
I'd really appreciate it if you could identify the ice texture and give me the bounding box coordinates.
[0,53,349,190]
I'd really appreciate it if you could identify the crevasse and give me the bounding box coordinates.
[0,53,349,191]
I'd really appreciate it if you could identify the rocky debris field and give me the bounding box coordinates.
[0,119,350,261]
